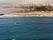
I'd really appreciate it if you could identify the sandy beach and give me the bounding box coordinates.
[4,12,53,17]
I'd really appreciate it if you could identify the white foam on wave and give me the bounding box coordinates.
[40,15,43,16]
[12,39,15,40]
[15,23,17,25]
[0,15,53,18]
[35,15,39,16]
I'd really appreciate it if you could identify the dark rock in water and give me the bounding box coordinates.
[0,14,4,16]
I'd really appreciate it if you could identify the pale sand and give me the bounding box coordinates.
[5,12,53,16]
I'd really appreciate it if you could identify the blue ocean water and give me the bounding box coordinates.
[0,17,53,40]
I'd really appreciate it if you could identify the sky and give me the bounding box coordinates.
[0,0,53,3]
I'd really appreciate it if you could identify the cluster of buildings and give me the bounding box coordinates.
[0,3,20,8]
[14,3,53,13]
[0,3,53,13]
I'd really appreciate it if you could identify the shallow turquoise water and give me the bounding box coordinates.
[0,17,53,40]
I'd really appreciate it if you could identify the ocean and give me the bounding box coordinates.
[0,17,53,40]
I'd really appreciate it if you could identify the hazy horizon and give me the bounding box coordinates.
[0,0,53,4]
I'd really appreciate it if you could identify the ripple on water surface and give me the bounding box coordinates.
[0,17,53,40]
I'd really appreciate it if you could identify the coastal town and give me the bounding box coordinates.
[1,3,53,16]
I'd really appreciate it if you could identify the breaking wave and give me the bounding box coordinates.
[0,15,53,17]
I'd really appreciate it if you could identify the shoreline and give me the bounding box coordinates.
[0,12,53,17]
[3,12,53,17]
[0,15,53,17]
